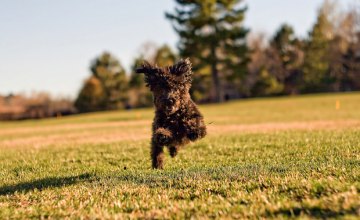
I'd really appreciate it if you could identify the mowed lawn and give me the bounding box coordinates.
[0,93,359,219]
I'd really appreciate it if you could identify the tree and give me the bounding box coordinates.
[328,8,359,92]
[75,52,128,112]
[75,76,105,112]
[128,56,153,107]
[153,45,177,67]
[301,0,359,93]
[246,33,285,97]
[251,68,284,97]
[340,4,360,91]
[342,32,360,91]
[301,10,332,93]
[90,52,128,110]
[269,24,304,94]
[166,0,249,102]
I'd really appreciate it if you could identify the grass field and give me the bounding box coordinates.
[0,93,359,219]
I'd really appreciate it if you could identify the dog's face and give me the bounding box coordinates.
[136,59,193,114]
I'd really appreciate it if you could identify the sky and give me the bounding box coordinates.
[0,0,356,98]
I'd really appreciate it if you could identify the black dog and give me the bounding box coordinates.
[136,59,207,169]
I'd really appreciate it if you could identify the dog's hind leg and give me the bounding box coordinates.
[151,141,165,169]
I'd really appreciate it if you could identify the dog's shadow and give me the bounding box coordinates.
[0,173,94,196]
[0,166,248,196]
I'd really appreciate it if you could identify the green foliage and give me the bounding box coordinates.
[271,24,302,71]
[166,0,250,102]
[247,24,303,97]
[302,12,332,93]
[75,76,106,112]
[251,68,284,97]
[128,56,153,108]
[342,37,360,90]
[190,67,213,102]
[153,45,177,67]
[76,52,128,112]
[272,24,295,52]
[269,24,304,95]
[90,52,128,110]
[129,56,146,89]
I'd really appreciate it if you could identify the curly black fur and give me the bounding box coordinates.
[136,58,207,169]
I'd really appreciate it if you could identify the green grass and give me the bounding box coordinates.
[0,93,359,219]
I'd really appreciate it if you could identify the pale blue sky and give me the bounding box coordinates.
[0,0,355,98]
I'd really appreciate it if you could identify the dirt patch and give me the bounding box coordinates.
[208,120,360,134]
[0,128,150,149]
[1,120,359,149]
[0,120,150,136]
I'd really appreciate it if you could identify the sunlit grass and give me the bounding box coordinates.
[0,92,359,218]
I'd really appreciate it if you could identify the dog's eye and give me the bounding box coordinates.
[168,98,175,104]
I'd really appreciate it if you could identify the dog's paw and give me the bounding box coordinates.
[156,134,170,145]
[154,128,172,145]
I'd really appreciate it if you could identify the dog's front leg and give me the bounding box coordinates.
[151,139,164,169]
[151,128,172,169]
[154,127,172,146]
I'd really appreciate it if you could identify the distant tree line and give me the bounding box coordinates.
[75,0,360,113]
[0,93,75,120]
[247,0,360,97]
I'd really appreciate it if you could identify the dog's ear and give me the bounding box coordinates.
[169,58,192,76]
[136,60,157,74]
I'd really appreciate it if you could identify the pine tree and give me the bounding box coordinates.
[270,24,304,94]
[302,10,333,92]
[166,0,249,102]
[271,24,296,71]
